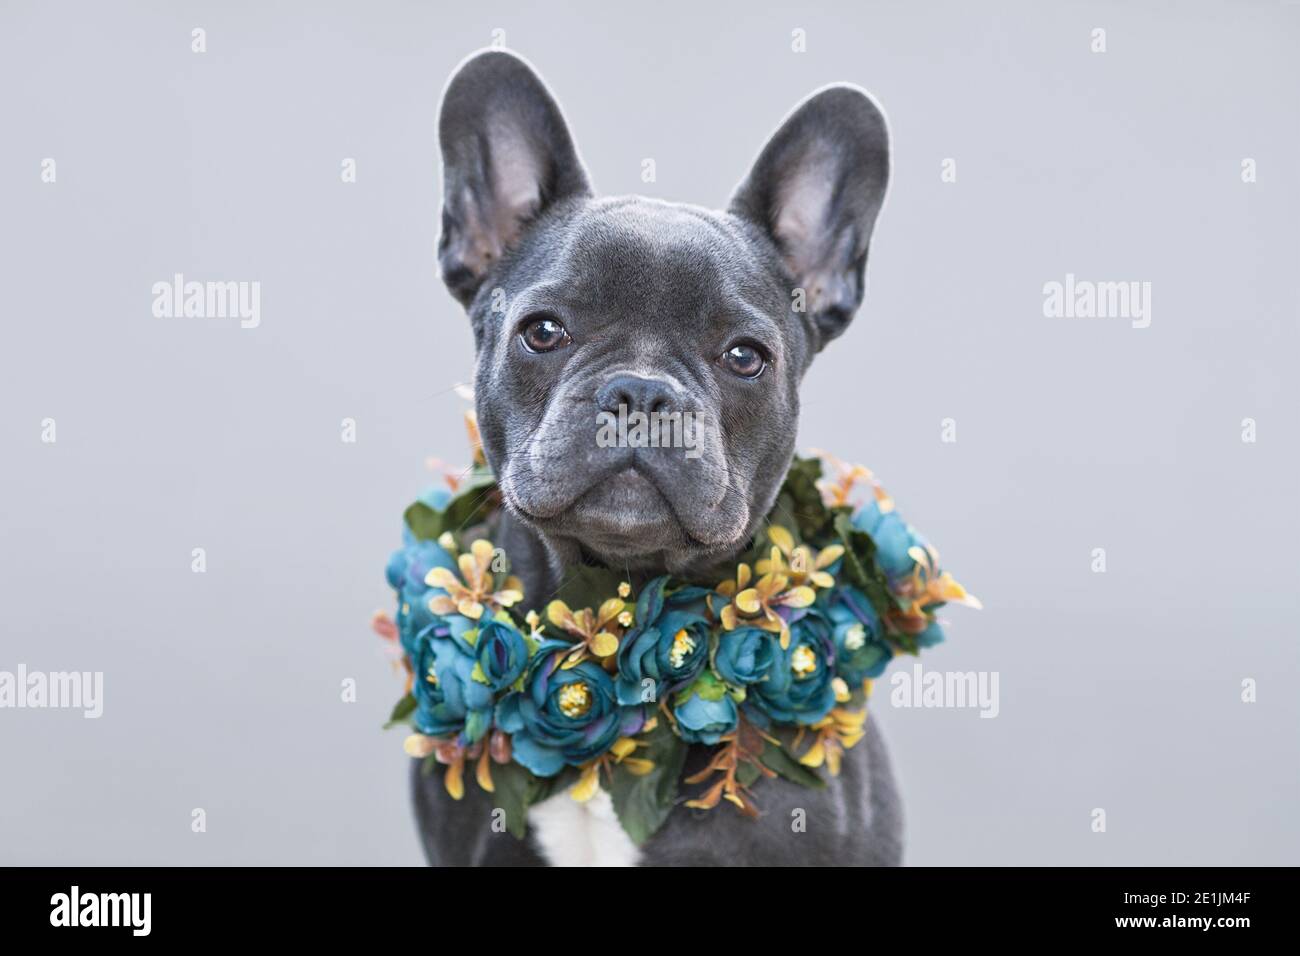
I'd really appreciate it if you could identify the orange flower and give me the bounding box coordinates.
[811,450,874,507]
[891,542,982,633]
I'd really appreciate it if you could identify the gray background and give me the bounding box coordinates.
[1,0,1296,865]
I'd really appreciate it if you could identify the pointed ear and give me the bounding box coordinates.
[729,86,890,348]
[437,50,592,306]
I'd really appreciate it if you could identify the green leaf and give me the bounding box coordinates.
[833,511,895,614]
[675,670,727,706]
[403,500,446,542]
[736,760,762,788]
[383,693,416,729]
[758,739,827,789]
[442,472,498,536]
[608,722,688,845]
[402,468,498,543]
[781,456,832,542]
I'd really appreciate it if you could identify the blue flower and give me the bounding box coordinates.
[615,578,710,706]
[852,496,929,583]
[496,641,645,776]
[386,532,457,658]
[469,617,530,691]
[827,586,893,685]
[713,626,776,687]
[672,673,738,745]
[411,632,495,744]
[747,610,837,726]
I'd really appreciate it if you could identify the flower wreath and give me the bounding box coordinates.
[374,435,979,845]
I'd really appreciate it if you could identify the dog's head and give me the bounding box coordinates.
[437,51,889,575]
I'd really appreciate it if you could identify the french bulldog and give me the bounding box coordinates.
[412,49,900,866]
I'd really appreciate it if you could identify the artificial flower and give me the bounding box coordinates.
[714,562,816,650]
[411,631,495,744]
[827,586,893,685]
[425,538,523,621]
[672,672,739,745]
[468,617,530,692]
[495,640,645,776]
[712,626,776,688]
[747,609,837,726]
[614,578,710,705]
[546,596,627,664]
[755,524,844,590]
[386,533,457,658]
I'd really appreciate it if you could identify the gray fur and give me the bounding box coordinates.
[415,48,900,865]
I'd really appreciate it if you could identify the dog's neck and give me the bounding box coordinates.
[494,507,743,612]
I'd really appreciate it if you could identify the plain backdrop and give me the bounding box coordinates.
[1,0,1297,865]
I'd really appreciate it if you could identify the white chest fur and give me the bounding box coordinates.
[527,789,640,866]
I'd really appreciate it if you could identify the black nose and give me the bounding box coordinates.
[597,374,676,416]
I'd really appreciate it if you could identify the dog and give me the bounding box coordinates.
[411,49,900,866]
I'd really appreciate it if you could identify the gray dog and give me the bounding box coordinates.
[411,49,900,866]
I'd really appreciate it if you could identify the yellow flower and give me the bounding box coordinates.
[546,596,628,665]
[425,539,523,620]
[755,525,843,590]
[570,736,654,803]
[715,561,816,650]
[797,705,869,776]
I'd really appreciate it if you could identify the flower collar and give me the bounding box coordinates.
[374,445,979,844]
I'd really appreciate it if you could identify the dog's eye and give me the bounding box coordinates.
[519,315,571,354]
[718,342,768,379]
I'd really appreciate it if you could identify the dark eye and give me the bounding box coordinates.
[518,315,571,353]
[718,342,768,379]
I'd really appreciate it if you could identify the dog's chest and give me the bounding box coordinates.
[527,789,640,866]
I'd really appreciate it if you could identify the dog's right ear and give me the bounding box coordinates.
[437,50,592,306]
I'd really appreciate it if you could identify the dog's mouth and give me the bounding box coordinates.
[511,464,683,540]
[568,466,688,539]
[504,457,746,568]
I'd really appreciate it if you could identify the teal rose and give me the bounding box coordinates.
[386,487,458,658]
[827,586,893,685]
[411,631,495,744]
[713,626,776,687]
[747,610,837,726]
[496,640,646,776]
[466,617,529,692]
[615,578,710,705]
[672,672,739,745]
[852,496,928,583]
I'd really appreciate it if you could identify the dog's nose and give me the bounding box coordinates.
[597,374,676,416]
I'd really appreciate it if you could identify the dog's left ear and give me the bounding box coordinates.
[730,86,890,349]
[437,50,592,306]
